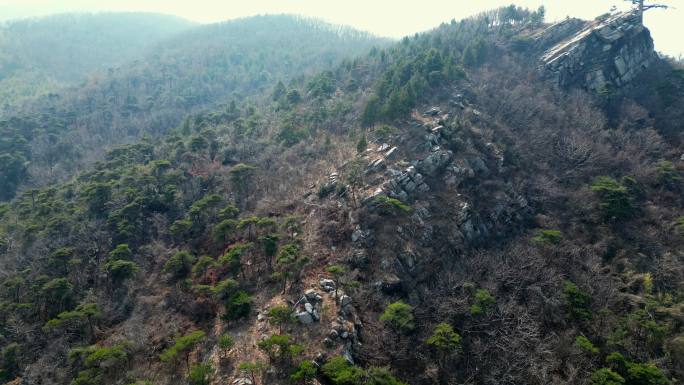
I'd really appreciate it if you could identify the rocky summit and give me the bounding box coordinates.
[539,11,658,92]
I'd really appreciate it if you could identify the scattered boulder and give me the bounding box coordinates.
[417,150,452,176]
[319,279,336,292]
[376,273,402,294]
[233,378,253,385]
[424,106,441,116]
[305,289,323,302]
[295,311,314,325]
[366,158,385,174]
[339,295,352,308]
[347,249,369,268]
[385,147,398,160]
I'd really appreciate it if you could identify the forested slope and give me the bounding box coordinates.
[1,6,684,385]
[0,14,389,200]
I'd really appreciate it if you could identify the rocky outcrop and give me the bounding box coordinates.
[539,11,657,92]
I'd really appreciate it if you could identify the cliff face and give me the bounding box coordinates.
[539,12,658,92]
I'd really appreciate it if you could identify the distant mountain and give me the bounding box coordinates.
[0,13,195,108]
[0,14,389,200]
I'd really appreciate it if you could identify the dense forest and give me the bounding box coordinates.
[0,14,388,201]
[1,4,684,385]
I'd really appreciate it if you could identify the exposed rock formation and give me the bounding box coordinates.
[539,11,657,92]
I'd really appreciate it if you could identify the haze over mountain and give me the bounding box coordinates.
[2,0,683,58]
[0,4,683,385]
[0,13,388,200]
[0,13,195,107]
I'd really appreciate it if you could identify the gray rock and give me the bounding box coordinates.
[233,378,253,385]
[305,289,321,302]
[296,311,314,325]
[348,249,369,268]
[417,183,430,193]
[339,295,352,308]
[343,349,355,364]
[539,11,656,92]
[418,150,452,176]
[351,229,364,243]
[424,106,441,116]
[319,279,336,292]
[305,302,314,313]
[384,147,398,160]
[377,274,402,294]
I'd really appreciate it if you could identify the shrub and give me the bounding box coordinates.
[426,323,461,354]
[370,196,411,215]
[291,360,317,384]
[83,344,127,367]
[109,244,132,260]
[275,243,309,287]
[590,368,625,385]
[470,289,496,316]
[163,251,196,279]
[170,219,193,240]
[532,229,563,245]
[575,335,599,354]
[0,343,19,382]
[267,305,294,332]
[656,160,680,187]
[606,352,628,373]
[237,361,266,385]
[564,281,592,321]
[71,368,102,385]
[321,356,365,385]
[676,216,684,231]
[213,219,237,244]
[188,363,213,385]
[43,303,100,333]
[160,330,205,364]
[211,279,239,300]
[590,176,636,219]
[218,334,234,357]
[103,260,139,282]
[224,291,252,320]
[356,134,368,154]
[625,363,671,385]
[260,234,279,257]
[380,301,415,333]
[257,334,303,362]
[218,205,240,220]
[219,242,252,275]
[321,357,406,385]
[366,367,407,385]
[192,256,216,278]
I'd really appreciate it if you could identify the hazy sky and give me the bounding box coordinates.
[0,0,681,57]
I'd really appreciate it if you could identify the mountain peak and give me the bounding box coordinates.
[539,11,657,93]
